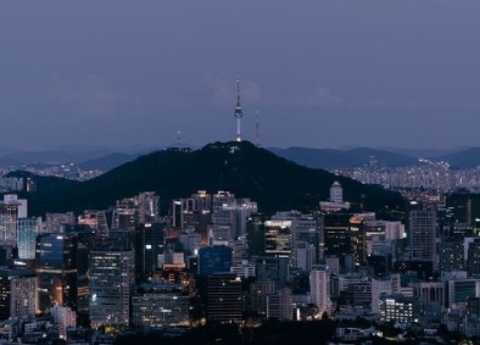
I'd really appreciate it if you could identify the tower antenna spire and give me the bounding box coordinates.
[255,109,260,147]
[177,129,182,150]
[234,78,243,142]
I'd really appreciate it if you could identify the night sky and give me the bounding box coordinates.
[1,1,480,150]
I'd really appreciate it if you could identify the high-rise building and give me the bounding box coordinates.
[207,272,243,323]
[330,181,343,204]
[309,265,331,317]
[179,228,201,256]
[0,267,37,320]
[89,240,134,329]
[198,246,232,277]
[135,222,163,281]
[17,217,39,260]
[172,191,212,243]
[0,195,26,247]
[111,192,160,230]
[323,213,352,268]
[267,211,320,269]
[255,256,289,289]
[78,210,110,236]
[247,215,265,257]
[446,192,480,225]
[409,210,437,262]
[44,212,75,234]
[51,304,76,340]
[131,281,190,328]
[138,192,160,224]
[468,238,480,278]
[440,240,461,274]
[264,218,292,259]
[249,279,276,316]
[36,234,77,312]
[320,182,350,212]
[211,191,257,243]
[266,287,293,321]
[113,197,138,229]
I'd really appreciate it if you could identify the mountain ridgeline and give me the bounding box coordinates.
[9,141,406,217]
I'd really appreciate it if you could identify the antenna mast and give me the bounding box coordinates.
[255,110,260,147]
[177,129,182,150]
[234,79,243,142]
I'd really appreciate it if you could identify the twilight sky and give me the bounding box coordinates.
[1,1,480,150]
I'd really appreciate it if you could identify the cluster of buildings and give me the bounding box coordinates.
[335,161,480,211]
[0,163,101,193]
[3,180,480,343]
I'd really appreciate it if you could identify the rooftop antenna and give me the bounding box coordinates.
[255,109,260,147]
[234,79,243,142]
[177,129,182,150]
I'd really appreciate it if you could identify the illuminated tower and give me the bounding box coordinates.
[234,79,243,142]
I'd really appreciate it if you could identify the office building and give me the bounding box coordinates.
[409,210,437,262]
[440,239,465,272]
[44,212,75,234]
[17,217,38,260]
[89,241,135,329]
[323,213,352,269]
[51,304,76,339]
[135,222,163,281]
[266,287,293,321]
[379,294,417,324]
[198,246,232,277]
[446,192,480,225]
[179,228,201,256]
[468,239,480,278]
[0,267,37,320]
[132,290,190,327]
[255,256,289,289]
[36,234,77,311]
[207,272,243,323]
[249,279,277,316]
[309,265,331,317]
[0,195,26,247]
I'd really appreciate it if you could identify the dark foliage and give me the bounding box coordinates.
[8,141,406,217]
[114,319,336,345]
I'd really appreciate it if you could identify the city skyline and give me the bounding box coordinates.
[2,1,480,150]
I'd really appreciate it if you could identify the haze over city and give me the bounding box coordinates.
[2,1,480,150]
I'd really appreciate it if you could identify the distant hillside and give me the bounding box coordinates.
[1,149,115,165]
[436,147,480,168]
[11,141,406,217]
[272,146,418,169]
[78,153,139,171]
[269,147,363,170]
[346,147,419,167]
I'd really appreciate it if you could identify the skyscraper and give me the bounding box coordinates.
[135,222,163,281]
[17,217,38,260]
[89,240,135,329]
[198,245,232,277]
[409,210,437,262]
[207,272,243,323]
[0,267,37,320]
[309,264,331,317]
[36,234,77,312]
[0,195,25,246]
